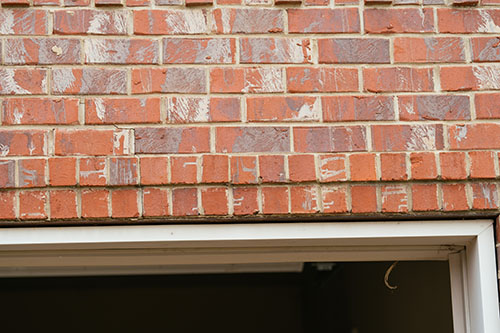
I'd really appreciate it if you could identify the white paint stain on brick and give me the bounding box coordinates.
[166,97,210,123]
[478,11,500,33]
[454,125,468,143]
[0,144,10,157]
[244,68,283,93]
[0,11,15,34]
[165,10,207,34]
[0,69,30,94]
[406,125,436,151]
[52,69,76,94]
[4,40,28,64]
[113,130,130,154]
[473,66,500,90]
[320,156,345,180]
[93,98,106,121]
[292,98,320,121]
[382,186,408,212]
[13,107,24,124]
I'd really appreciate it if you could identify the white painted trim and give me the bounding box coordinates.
[0,220,498,332]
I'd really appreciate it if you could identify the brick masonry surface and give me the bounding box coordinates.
[0,0,499,231]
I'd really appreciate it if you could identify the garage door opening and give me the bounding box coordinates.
[0,261,453,333]
[0,220,498,332]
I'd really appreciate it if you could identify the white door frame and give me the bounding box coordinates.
[0,220,498,332]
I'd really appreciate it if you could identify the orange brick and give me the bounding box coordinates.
[319,154,347,182]
[350,154,377,181]
[231,156,258,184]
[19,191,47,220]
[0,192,16,220]
[201,188,228,215]
[288,155,316,182]
[440,152,467,180]
[233,187,259,215]
[471,183,499,210]
[442,184,469,211]
[172,188,198,216]
[351,185,377,213]
[380,153,407,181]
[143,188,169,217]
[262,187,289,214]
[290,186,319,214]
[140,157,169,185]
[410,153,437,180]
[469,151,496,179]
[50,190,78,219]
[259,155,286,183]
[381,185,408,213]
[412,184,439,211]
[112,189,139,218]
[49,158,76,186]
[81,189,109,218]
[171,156,198,184]
[202,155,229,183]
[321,186,348,213]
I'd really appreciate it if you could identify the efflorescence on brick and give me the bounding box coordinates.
[0,0,498,225]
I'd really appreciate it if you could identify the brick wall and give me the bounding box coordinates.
[0,0,499,226]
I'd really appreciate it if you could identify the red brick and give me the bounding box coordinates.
[351,185,377,213]
[0,9,47,35]
[394,37,465,63]
[132,68,206,94]
[33,0,59,4]
[163,38,235,64]
[398,95,470,121]
[1,0,30,5]
[171,156,198,184]
[63,0,90,6]
[440,66,500,91]
[79,158,107,186]
[322,96,394,122]
[451,0,479,5]
[54,10,127,35]
[364,8,434,33]
[288,9,360,33]
[0,130,46,157]
[135,127,210,154]
[186,0,213,6]
[49,158,76,186]
[442,184,469,211]
[372,125,444,151]
[140,157,169,185]
[81,189,109,218]
[86,98,161,124]
[210,68,284,93]
[166,97,240,123]
[449,124,500,150]
[19,191,47,220]
[365,0,392,4]
[202,155,229,183]
[216,127,289,153]
[287,67,358,93]
[127,0,149,5]
[305,0,328,5]
[201,188,228,215]
[318,38,389,64]
[231,156,258,185]
[291,186,320,213]
[381,185,408,213]
[217,0,240,3]
[50,190,78,219]
[247,96,319,122]
[0,69,47,95]
[109,157,138,186]
[380,153,407,181]
[112,189,139,218]
[0,160,16,188]
[2,98,79,125]
[18,159,46,188]
[0,192,16,220]
[143,188,169,217]
[482,0,500,4]
[172,188,199,216]
[289,155,316,182]
[211,9,284,34]
[262,187,289,214]
[322,186,348,213]
[469,151,496,179]
[412,184,439,211]
[440,152,467,180]
[350,154,377,181]
[85,39,158,64]
[471,183,499,209]
[233,187,259,215]
[319,154,347,182]
[364,67,434,92]
[275,0,301,4]
[471,37,500,62]
[259,155,286,183]
[294,126,367,153]
[240,38,312,64]
[410,153,437,180]
[95,0,123,5]
[55,129,130,156]
[4,38,81,65]
[134,9,209,35]
[438,9,500,33]
[52,68,127,95]
[476,94,500,119]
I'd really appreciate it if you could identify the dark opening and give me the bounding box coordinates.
[0,261,453,333]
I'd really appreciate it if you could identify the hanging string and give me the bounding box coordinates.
[384,261,399,290]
